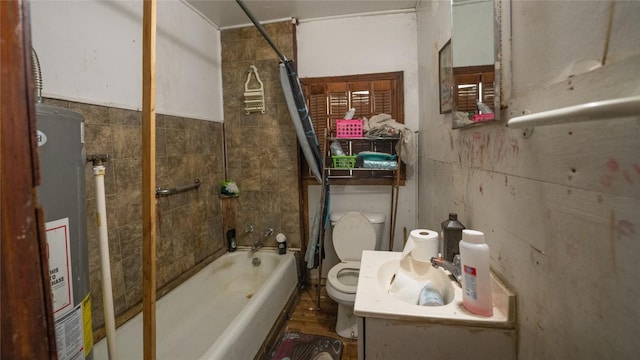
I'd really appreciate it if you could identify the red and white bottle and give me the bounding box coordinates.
[459,229,493,316]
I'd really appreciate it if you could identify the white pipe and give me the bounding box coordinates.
[93,164,119,360]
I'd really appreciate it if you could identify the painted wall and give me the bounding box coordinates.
[30,0,223,121]
[297,12,420,275]
[417,1,640,358]
[29,0,227,336]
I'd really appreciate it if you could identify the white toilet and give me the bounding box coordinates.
[326,211,386,339]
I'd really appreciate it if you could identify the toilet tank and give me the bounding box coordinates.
[330,211,386,250]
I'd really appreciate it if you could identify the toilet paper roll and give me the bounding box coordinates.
[401,229,439,263]
[389,268,433,304]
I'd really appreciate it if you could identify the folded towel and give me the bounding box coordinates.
[364,113,415,165]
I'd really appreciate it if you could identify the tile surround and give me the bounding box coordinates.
[221,21,302,250]
[45,98,225,332]
[42,19,302,337]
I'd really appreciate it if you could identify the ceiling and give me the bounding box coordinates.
[186,0,420,29]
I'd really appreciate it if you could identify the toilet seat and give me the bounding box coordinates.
[326,211,384,340]
[327,261,361,294]
[329,212,376,295]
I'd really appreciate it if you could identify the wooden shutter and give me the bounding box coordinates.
[328,82,349,131]
[349,81,371,118]
[455,73,480,113]
[372,80,393,115]
[300,71,404,183]
[453,65,495,113]
[305,83,329,158]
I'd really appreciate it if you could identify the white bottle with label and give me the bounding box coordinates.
[459,229,493,316]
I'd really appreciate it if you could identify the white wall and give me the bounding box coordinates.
[297,12,419,275]
[30,0,223,121]
[417,0,640,358]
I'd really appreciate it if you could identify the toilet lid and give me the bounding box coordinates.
[333,212,376,261]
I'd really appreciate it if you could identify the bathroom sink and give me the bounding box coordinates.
[354,251,516,327]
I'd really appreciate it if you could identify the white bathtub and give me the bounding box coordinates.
[93,250,298,360]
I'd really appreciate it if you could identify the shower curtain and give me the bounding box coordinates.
[236,0,329,269]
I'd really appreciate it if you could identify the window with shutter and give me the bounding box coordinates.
[300,71,405,185]
[453,65,495,114]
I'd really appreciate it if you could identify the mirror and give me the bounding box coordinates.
[451,0,509,128]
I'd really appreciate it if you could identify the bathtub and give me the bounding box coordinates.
[93,250,298,359]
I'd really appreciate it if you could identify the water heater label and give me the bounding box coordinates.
[54,301,84,360]
[37,129,48,147]
[46,218,74,318]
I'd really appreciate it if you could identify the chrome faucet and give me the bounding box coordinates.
[263,227,274,237]
[431,255,462,286]
[251,227,274,252]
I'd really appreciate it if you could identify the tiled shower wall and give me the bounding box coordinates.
[41,20,303,335]
[43,98,225,331]
[221,22,302,249]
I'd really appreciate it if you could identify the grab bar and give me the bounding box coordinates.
[156,179,200,198]
[507,95,640,129]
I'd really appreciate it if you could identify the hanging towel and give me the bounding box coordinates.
[364,114,416,165]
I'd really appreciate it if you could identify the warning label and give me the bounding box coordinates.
[55,302,85,360]
[46,218,74,317]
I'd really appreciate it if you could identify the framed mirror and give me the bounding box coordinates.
[451,0,510,128]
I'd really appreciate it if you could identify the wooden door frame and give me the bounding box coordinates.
[1,1,58,358]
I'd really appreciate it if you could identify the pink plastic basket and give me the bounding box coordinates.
[336,119,363,138]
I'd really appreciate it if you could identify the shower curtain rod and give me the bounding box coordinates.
[235,0,287,62]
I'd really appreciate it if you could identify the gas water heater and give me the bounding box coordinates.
[36,103,94,360]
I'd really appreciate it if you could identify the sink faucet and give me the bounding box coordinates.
[431,255,462,285]
[252,227,274,252]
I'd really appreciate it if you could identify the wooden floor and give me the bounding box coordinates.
[275,285,358,360]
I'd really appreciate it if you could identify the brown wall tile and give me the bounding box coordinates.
[46,98,225,331]
[221,21,302,252]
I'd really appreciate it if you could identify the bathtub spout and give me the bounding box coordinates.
[252,227,274,252]
[251,241,263,252]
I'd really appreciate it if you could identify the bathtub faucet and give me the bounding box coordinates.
[252,227,273,252]
[263,227,274,238]
[430,255,462,286]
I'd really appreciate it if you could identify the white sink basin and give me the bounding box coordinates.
[354,251,516,327]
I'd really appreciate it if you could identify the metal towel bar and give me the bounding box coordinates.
[156,179,200,198]
[507,95,640,129]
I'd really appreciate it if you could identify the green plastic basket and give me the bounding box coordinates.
[332,155,357,169]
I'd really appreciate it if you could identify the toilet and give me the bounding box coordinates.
[326,211,386,339]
